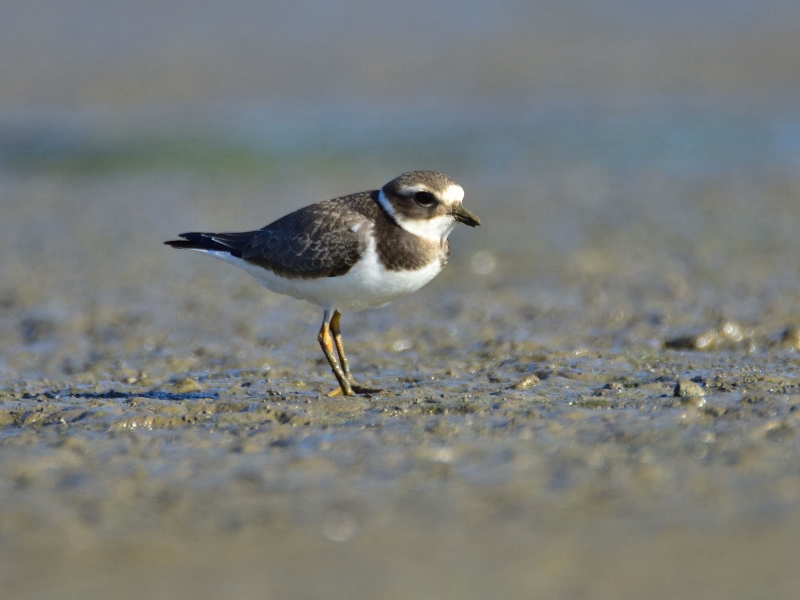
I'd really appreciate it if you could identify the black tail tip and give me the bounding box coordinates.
[164,238,197,249]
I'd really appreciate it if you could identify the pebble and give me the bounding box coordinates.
[781,326,800,350]
[169,377,203,394]
[513,374,540,390]
[674,379,705,398]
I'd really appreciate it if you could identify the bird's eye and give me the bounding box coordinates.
[413,191,436,206]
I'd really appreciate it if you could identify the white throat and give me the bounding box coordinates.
[377,190,458,242]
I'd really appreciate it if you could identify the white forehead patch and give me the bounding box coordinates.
[441,184,464,204]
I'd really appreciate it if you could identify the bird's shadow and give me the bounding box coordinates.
[25,389,218,402]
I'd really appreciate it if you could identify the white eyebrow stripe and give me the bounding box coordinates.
[397,184,429,195]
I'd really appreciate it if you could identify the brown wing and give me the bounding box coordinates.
[241,198,368,279]
[165,195,371,280]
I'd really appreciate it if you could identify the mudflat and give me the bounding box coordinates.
[2,108,800,598]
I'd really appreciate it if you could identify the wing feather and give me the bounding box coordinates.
[166,193,374,279]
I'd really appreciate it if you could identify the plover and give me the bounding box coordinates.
[165,171,480,396]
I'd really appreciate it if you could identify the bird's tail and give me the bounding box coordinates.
[164,231,258,257]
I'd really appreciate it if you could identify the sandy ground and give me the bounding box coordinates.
[1,150,800,599]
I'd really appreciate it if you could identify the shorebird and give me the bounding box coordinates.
[165,171,480,396]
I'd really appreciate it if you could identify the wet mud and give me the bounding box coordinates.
[3,117,800,598]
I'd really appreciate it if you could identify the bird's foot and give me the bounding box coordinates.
[350,383,383,395]
[326,381,382,397]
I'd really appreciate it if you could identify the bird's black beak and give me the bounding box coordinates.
[452,205,481,227]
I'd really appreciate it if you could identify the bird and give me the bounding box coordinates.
[165,171,481,396]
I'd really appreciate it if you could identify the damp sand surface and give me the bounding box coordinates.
[3,111,800,598]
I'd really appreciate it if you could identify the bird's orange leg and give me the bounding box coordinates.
[318,311,353,397]
[329,310,382,395]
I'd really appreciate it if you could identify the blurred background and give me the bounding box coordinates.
[3,1,800,599]
[3,0,800,308]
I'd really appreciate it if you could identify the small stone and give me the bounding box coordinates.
[674,379,705,398]
[169,377,203,394]
[666,329,719,350]
[120,368,151,386]
[118,367,138,383]
[513,374,540,390]
[666,322,749,351]
[719,321,744,342]
[781,326,800,350]
[392,339,412,352]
